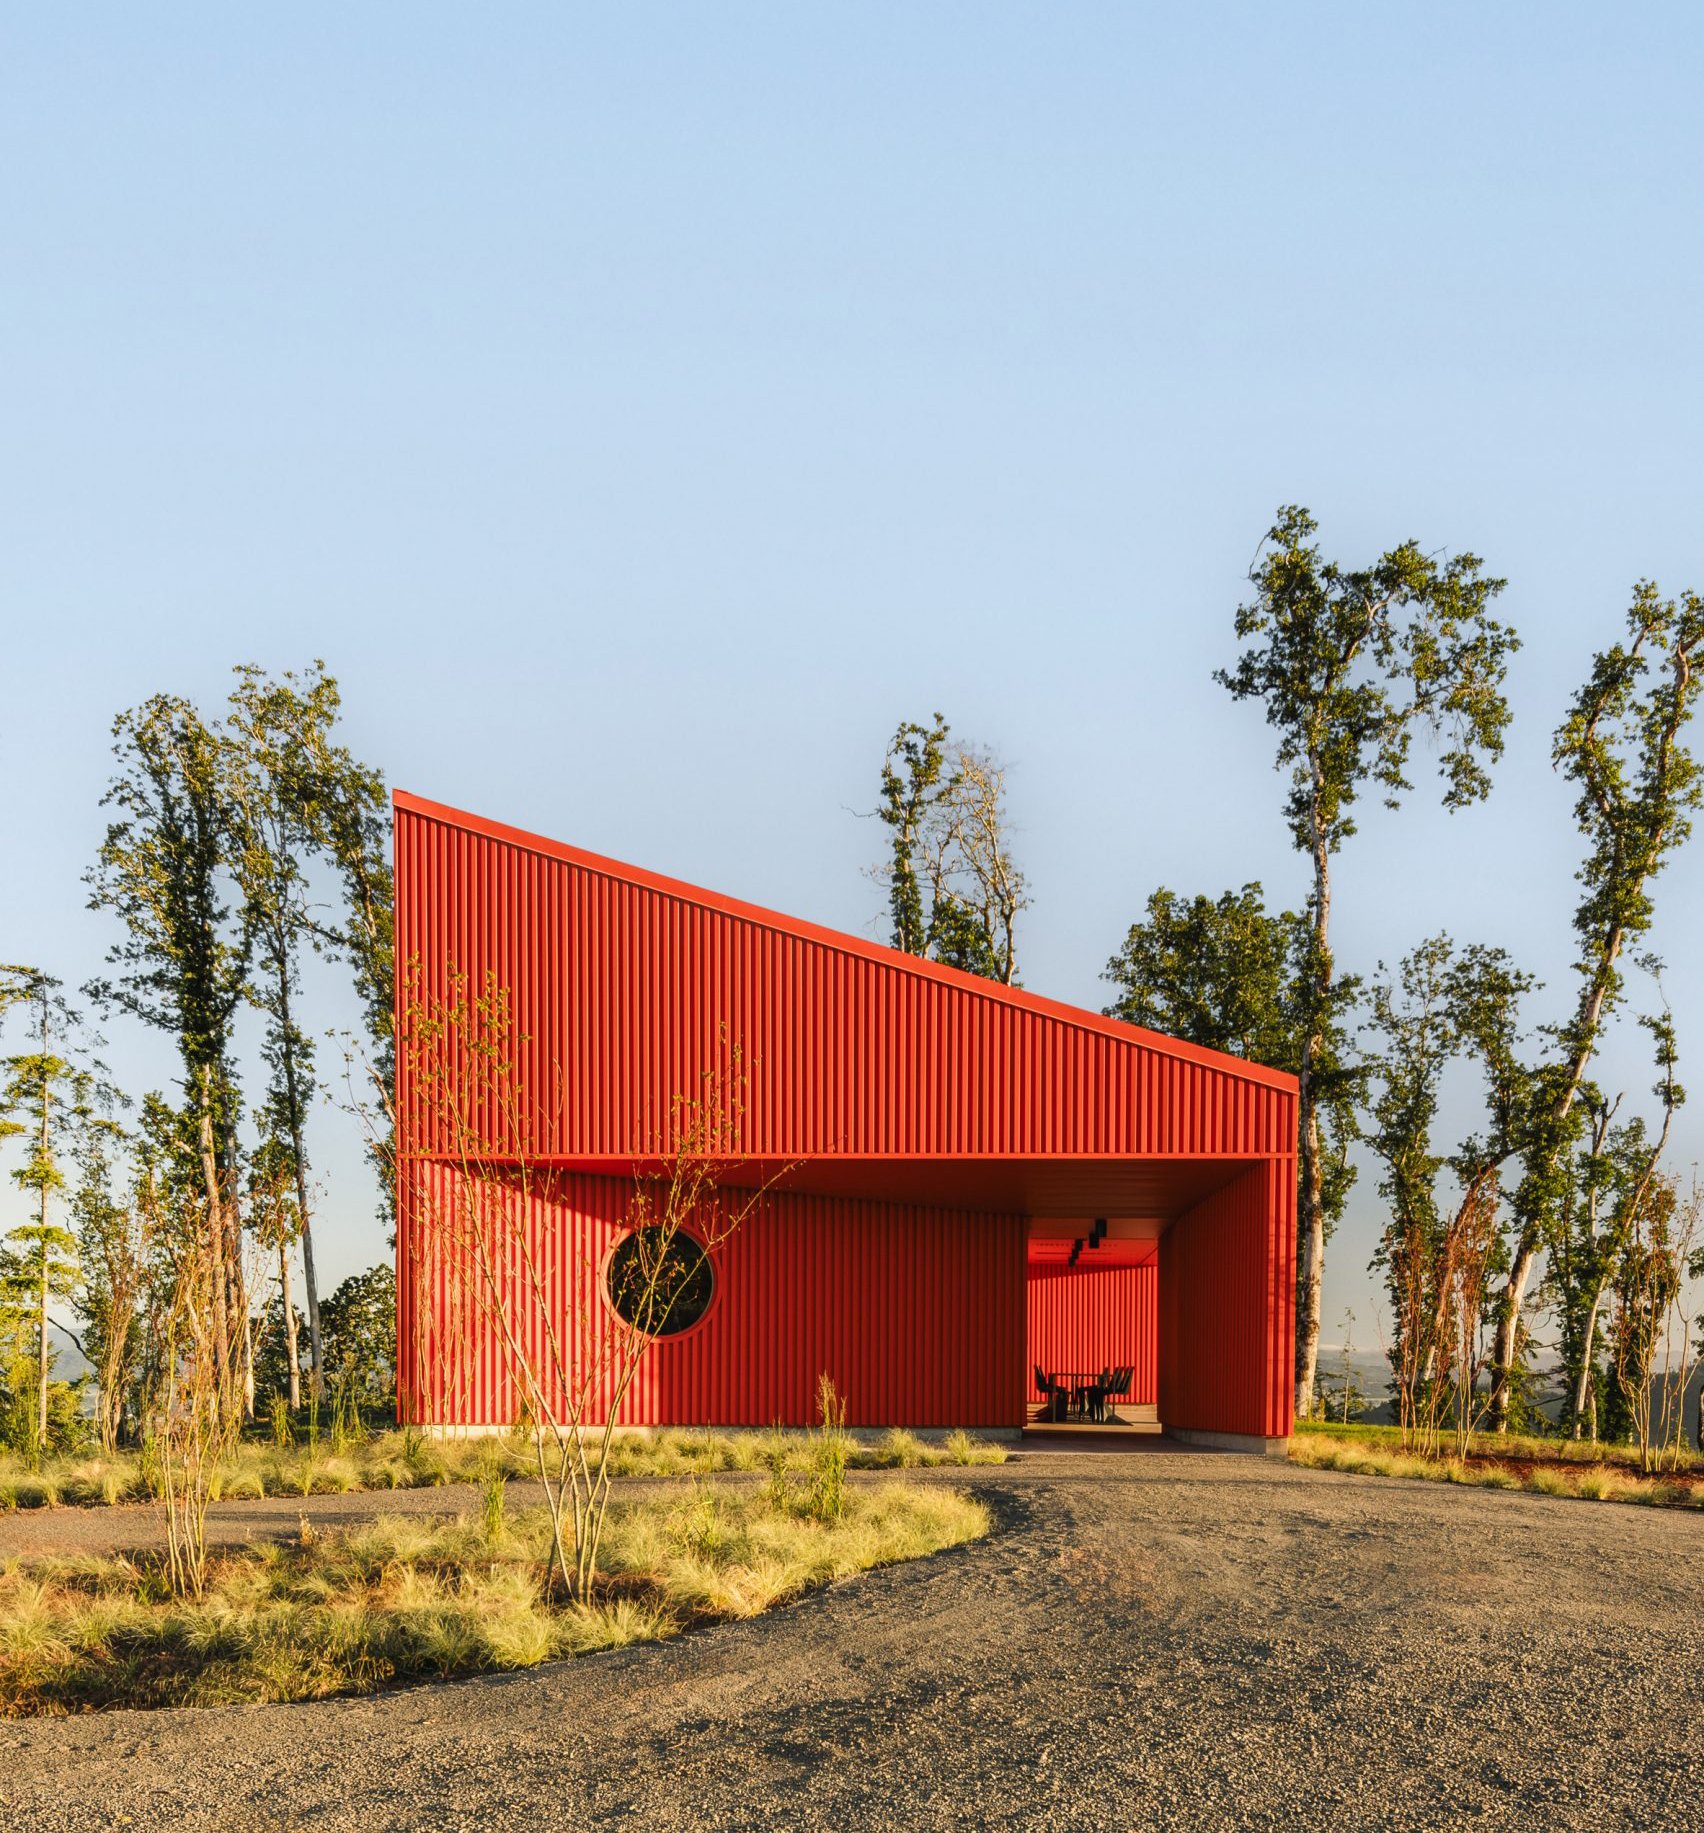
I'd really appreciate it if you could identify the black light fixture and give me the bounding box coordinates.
[1090,1217,1107,1246]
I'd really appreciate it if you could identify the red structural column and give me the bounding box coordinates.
[1157,1161,1295,1441]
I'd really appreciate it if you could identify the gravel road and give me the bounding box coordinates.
[3,1447,1700,1830]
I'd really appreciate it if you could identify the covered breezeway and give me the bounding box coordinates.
[393,792,1300,1452]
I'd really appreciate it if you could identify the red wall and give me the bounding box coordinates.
[400,1166,1028,1428]
[393,793,1296,1164]
[1158,1162,1296,1438]
[394,794,1299,1439]
[1025,1264,1157,1405]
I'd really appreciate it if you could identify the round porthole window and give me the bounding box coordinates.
[605,1228,715,1337]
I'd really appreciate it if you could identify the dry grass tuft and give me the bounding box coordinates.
[0,1481,989,1715]
[0,1426,1009,1518]
[1289,1433,1704,1510]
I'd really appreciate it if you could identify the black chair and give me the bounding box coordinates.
[1034,1364,1069,1424]
[1080,1366,1112,1424]
[1104,1365,1134,1423]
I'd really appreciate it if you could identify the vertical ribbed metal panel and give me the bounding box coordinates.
[394,794,1299,1434]
[1156,1158,1296,1438]
[393,799,1296,1166]
[1024,1264,1157,1405]
[398,1168,1027,1428]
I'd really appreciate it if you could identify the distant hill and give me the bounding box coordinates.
[47,1322,92,1383]
[1314,1345,1704,1445]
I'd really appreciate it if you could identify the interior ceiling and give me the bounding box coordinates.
[545,1154,1260,1220]
[1025,1237,1159,1269]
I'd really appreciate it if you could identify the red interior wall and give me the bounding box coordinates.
[1024,1263,1157,1405]
[1158,1161,1295,1438]
[400,1168,1029,1429]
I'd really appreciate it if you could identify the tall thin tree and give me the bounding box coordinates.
[87,695,254,1420]
[1489,585,1704,1425]
[224,662,343,1392]
[873,715,1029,984]
[877,715,951,957]
[0,970,90,1451]
[1218,506,1517,1418]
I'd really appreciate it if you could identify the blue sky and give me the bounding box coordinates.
[3,5,1702,1342]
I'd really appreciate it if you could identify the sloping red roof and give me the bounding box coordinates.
[393,791,1297,1213]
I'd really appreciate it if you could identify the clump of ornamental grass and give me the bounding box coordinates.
[875,1428,927,1468]
[0,1420,1008,1518]
[1290,1434,1704,1510]
[1295,1417,1704,1478]
[941,1429,1007,1466]
[0,1480,988,1715]
[479,1460,507,1544]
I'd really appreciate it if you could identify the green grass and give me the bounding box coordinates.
[0,1425,1008,1515]
[1290,1431,1704,1509]
[0,1479,990,1714]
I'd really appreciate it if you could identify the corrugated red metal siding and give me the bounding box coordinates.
[1157,1161,1296,1438]
[393,794,1299,1435]
[398,1167,1026,1427]
[1025,1265,1157,1405]
[392,798,1296,1165]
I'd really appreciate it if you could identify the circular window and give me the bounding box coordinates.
[605,1228,715,1338]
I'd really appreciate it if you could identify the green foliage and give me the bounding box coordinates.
[0,971,101,1457]
[225,660,393,1369]
[877,714,950,956]
[1489,588,1704,1415]
[1289,1431,1703,1508]
[1506,589,1704,1287]
[329,1378,366,1452]
[1364,936,1535,1445]
[267,1392,293,1450]
[319,1264,396,1405]
[1104,883,1305,1065]
[0,1423,1008,1516]
[1217,506,1517,1410]
[86,695,251,1137]
[83,667,393,1438]
[1546,1043,1682,1442]
[251,1293,308,1407]
[68,1108,148,1452]
[874,715,1027,983]
[1104,882,1360,1240]
[762,1422,790,1511]
[1218,506,1517,857]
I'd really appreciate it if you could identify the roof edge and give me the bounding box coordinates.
[392,789,1300,1094]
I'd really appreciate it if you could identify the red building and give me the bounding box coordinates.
[394,792,1298,1450]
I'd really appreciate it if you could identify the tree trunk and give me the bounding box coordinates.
[1293,790,1331,1422]
[1490,1233,1537,1428]
[196,1071,233,1426]
[225,1116,254,1419]
[242,1307,256,1418]
[36,1258,50,1454]
[99,1333,124,1454]
[1571,1285,1604,1437]
[1488,929,1624,1429]
[280,1238,301,1410]
[277,963,324,1399]
[35,998,52,1452]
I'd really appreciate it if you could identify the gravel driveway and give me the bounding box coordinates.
[3,1447,1699,1830]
